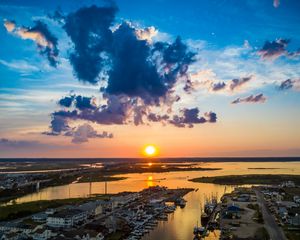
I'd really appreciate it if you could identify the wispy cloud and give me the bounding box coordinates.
[0,59,39,73]
[0,137,68,150]
[188,42,300,97]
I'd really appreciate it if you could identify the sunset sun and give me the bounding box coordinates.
[144,145,157,157]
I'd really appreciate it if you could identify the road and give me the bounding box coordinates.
[255,190,286,240]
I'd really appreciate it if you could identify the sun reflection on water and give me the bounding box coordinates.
[147,175,154,187]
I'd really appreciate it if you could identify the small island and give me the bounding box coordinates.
[189,174,300,185]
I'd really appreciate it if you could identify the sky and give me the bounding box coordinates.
[0,0,300,158]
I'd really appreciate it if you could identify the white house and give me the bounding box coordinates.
[47,209,87,228]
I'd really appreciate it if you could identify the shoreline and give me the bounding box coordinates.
[189,174,300,185]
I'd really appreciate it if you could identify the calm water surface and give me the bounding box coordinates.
[8,162,300,240]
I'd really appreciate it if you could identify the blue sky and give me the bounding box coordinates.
[0,0,300,157]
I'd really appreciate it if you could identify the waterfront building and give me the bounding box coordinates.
[0,223,39,235]
[111,192,139,207]
[32,213,47,223]
[78,201,104,217]
[46,209,87,228]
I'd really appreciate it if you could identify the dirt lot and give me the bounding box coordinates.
[220,190,266,239]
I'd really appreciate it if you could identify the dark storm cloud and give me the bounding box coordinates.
[49,93,216,131]
[40,3,215,135]
[53,110,78,118]
[231,93,266,104]
[169,108,217,128]
[106,23,166,103]
[229,76,252,91]
[50,95,131,127]
[58,95,96,110]
[4,20,59,67]
[64,5,117,84]
[153,37,196,93]
[64,5,195,103]
[51,94,164,130]
[58,95,74,107]
[78,95,131,125]
[75,95,96,110]
[106,25,196,104]
[211,82,226,91]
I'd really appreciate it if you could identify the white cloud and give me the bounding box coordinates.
[186,42,300,96]
[135,26,158,43]
[3,19,16,32]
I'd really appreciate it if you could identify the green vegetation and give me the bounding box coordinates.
[0,195,110,222]
[254,227,270,240]
[189,174,300,185]
[285,230,300,240]
[102,164,221,175]
[106,231,124,240]
[248,203,264,224]
[283,188,300,201]
[247,203,258,210]
[0,161,87,172]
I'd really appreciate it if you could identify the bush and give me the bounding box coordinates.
[254,227,270,240]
